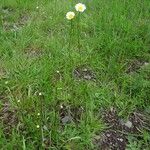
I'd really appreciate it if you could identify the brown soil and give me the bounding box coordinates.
[0,68,7,79]
[58,103,84,125]
[1,7,30,31]
[93,107,150,150]
[0,97,18,136]
[126,59,148,74]
[24,44,43,59]
[73,65,96,81]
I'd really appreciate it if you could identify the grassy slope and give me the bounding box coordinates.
[0,0,150,149]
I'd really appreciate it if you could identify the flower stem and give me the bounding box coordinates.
[77,13,81,63]
[69,20,73,49]
[69,20,74,66]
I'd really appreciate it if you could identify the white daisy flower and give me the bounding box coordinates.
[75,3,86,12]
[66,11,75,20]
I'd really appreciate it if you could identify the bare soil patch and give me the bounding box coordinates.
[58,103,84,125]
[93,107,150,150]
[0,96,18,136]
[73,65,96,81]
[126,59,149,74]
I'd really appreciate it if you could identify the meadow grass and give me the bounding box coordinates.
[0,0,150,149]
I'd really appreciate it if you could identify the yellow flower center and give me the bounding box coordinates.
[78,5,83,11]
[69,14,74,18]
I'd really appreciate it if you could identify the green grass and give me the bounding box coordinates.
[0,0,150,149]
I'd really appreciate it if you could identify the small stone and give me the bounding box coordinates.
[124,120,132,128]
[84,75,92,80]
[144,62,149,66]
[118,138,123,142]
[61,116,71,124]
[83,68,88,72]
[106,133,110,137]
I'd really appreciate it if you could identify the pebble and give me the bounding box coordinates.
[61,116,71,124]
[118,138,123,142]
[84,75,91,80]
[124,120,132,128]
[106,133,110,137]
[144,62,149,66]
[83,68,88,72]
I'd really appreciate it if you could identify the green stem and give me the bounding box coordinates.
[53,85,58,142]
[77,13,81,63]
[69,20,73,50]
[69,20,74,66]
[39,95,44,145]
[78,13,80,49]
